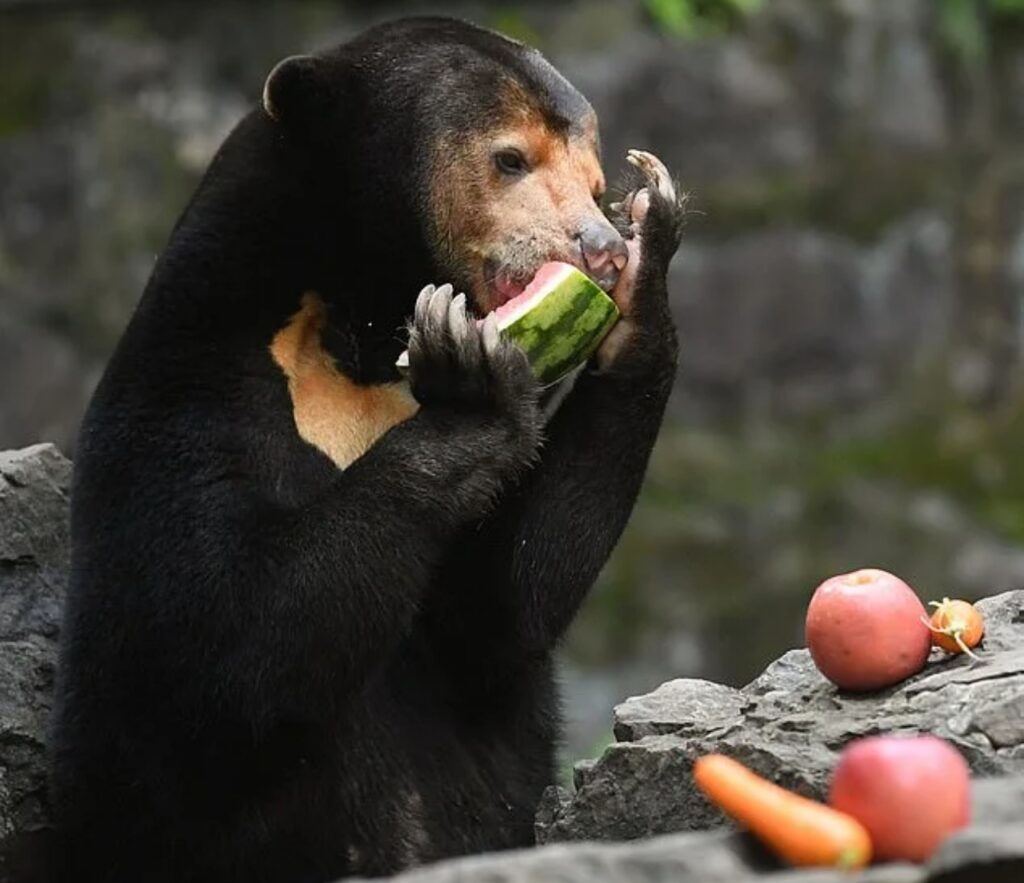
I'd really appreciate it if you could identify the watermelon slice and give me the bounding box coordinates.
[397,262,620,386]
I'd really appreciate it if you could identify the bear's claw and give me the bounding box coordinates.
[607,150,679,237]
[626,149,676,203]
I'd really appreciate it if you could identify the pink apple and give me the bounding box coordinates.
[830,735,971,862]
[806,568,932,691]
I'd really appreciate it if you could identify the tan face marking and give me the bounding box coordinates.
[429,80,608,314]
[269,294,418,469]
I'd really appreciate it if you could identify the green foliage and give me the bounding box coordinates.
[813,405,1024,544]
[644,0,763,39]
[939,0,987,61]
[938,0,1024,63]
[0,22,69,136]
[643,394,1024,547]
[489,8,542,47]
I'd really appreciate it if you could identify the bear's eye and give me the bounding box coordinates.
[494,149,529,177]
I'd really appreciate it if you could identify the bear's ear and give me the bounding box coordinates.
[262,54,324,124]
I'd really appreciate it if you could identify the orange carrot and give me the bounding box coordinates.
[926,598,984,660]
[693,754,872,869]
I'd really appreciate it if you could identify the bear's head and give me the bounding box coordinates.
[262,17,626,319]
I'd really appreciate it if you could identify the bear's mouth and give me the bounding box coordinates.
[482,257,615,314]
[490,266,531,306]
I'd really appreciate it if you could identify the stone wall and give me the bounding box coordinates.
[0,444,68,841]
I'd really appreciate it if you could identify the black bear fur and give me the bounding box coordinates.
[48,17,684,883]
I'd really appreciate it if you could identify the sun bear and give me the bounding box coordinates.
[49,16,684,883]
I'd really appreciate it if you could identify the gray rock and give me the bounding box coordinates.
[0,443,72,642]
[668,230,867,416]
[539,590,1024,844]
[0,315,96,455]
[569,31,817,186]
[667,214,954,422]
[0,443,70,839]
[363,782,1024,883]
[613,679,746,742]
[351,827,928,883]
[835,0,948,151]
[924,776,1024,881]
[347,828,920,883]
[970,773,1024,825]
[928,824,1024,883]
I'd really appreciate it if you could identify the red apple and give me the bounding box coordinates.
[805,568,931,691]
[829,735,971,862]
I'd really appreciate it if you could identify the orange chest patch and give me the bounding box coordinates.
[269,293,419,470]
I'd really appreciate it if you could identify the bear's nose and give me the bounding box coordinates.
[576,219,628,291]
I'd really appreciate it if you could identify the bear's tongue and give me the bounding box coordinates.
[494,270,528,305]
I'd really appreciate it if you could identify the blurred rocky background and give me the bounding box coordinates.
[1,0,1023,768]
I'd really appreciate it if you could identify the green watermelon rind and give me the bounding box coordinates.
[499,268,620,386]
[393,267,620,386]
